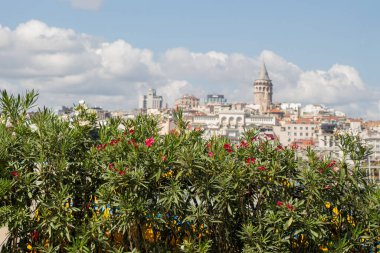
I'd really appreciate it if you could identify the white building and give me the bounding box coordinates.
[273,120,317,147]
[139,89,163,110]
[191,109,276,141]
[361,130,380,162]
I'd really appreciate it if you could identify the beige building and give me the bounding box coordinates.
[175,95,200,109]
[254,62,273,113]
[273,120,318,147]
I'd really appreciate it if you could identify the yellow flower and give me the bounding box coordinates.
[163,170,174,178]
[332,207,339,216]
[347,215,353,224]
[103,207,110,219]
[325,202,331,209]
[283,179,290,187]
[35,208,40,221]
[320,245,329,252]
[27,244,32,250]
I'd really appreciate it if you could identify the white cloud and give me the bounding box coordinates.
[97,40,162,80]
[0,25,11,48]
[294,64,366,104]
[0,20,378,119]
[68,0,104,10]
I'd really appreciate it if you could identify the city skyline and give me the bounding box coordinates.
[0,1,379,119]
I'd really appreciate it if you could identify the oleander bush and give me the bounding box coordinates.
[0,90,379,253]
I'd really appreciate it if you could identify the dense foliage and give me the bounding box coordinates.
[0,91,379,252]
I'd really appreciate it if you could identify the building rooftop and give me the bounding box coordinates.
[258,62,270,81]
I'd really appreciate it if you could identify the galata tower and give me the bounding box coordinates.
[253,62,273,113]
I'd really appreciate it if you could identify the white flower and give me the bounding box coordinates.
[79,120,90,126]
[30,123,38,132]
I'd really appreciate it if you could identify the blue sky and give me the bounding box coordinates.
[0,0,379,118]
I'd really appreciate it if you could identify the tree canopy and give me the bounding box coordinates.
[0,91,379,252]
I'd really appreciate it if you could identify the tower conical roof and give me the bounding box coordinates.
[258,62,270,80]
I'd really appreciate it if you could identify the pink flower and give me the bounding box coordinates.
[333,166,339,172]
[240,140,248,148]
[258,166,266,171]
[10,171,19,177]
[265,134,274,140]
[276,145,284,151]
[145,137,155,147]
[327,160,336,168]
[208,151,213,157]
[109,163,115,170]
[97,144,103,151]
[129,128,135,135]
[223,143,233,153]
[31,230,39,241]
[162,155,167,162]
[246,157,256,165]
[286,203,294,211]
[119,170,125,176]
[276,200,283,207]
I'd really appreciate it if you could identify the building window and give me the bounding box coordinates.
[300,127,303,130]
[300,133,303,136]
[294,133,297,136]
[294,127,297,130]
[305,127,308,130]
[306,133,309,137]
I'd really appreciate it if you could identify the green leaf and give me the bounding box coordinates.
[283,217,293,230]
